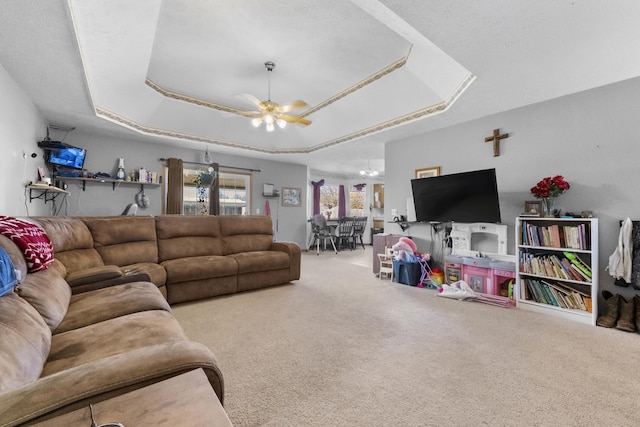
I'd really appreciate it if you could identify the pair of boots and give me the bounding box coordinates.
[596,290,640,332]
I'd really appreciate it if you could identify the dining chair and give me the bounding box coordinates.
[333,216,355,251]
[309,214,337,255]
[351,216,367,250]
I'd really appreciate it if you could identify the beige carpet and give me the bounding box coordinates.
[173,249,640,426]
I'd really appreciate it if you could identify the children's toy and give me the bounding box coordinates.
[391,237,417,262]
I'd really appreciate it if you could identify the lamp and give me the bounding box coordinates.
[203,147,211,163]
[360,160,379,177]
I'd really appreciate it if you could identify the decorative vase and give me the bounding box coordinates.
[116,158,126,180]
[542,196,557,217]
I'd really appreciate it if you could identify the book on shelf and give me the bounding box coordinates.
[520,221,590,250]
[522,278,592,312]
[519,253,591,283]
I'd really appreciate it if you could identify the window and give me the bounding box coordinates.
[218,172,251,215]
[319,185,339,220]
[349,186,365,216]
[181,166,213,215]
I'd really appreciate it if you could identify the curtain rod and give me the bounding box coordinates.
[158,158,260,173]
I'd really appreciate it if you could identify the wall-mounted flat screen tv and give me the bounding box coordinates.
[411,168,501,223]
[48,145,87,170]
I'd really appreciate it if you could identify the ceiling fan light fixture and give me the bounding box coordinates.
[360,160,379,177]
[359,169,379,177]
[246,61,310,132]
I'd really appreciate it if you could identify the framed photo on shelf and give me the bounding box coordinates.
[415,166,440,179]
[524,200,542,216]
[282,187,301,207]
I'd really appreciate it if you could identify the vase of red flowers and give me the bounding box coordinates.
[530,175,570,217]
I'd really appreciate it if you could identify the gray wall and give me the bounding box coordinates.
[56,131,309,247]
[385,76,640,300]
[0,64,49,216]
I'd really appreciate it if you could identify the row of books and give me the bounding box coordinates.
[521,222,590,250]
[519,252,592,283]
[522,278,592,313]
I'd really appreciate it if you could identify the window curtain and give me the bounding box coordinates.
[166,158,183,214]
[209,162,220,216]
[338,184,346,218]
[354,183,366,191]
[311,179,324,215]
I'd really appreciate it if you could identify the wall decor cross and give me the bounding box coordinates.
[484,128,509,157]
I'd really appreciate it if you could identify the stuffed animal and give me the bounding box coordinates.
[391,237,417,262]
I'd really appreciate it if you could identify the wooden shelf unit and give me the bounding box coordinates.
[26,185,70,204]
[61,176,160,191]
[516,217,598,325]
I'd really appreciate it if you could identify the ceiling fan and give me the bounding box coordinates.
[242,61,311,132]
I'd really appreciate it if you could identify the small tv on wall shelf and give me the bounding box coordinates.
[47,145,87,170]
[411,168,502,223]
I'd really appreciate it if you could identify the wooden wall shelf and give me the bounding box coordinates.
[62,176,160,191]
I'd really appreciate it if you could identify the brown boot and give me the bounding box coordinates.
[596,290,620,328]
[616,295,636,332]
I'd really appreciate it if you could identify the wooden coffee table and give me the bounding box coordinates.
[31,369,232,426]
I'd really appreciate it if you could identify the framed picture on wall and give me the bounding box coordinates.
[415,166,440,179]
[282,187,301,207]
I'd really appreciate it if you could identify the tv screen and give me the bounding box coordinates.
[411,168,501,223]
[48,146,86,170]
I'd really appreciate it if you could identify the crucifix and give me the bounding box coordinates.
[484,128,509,157]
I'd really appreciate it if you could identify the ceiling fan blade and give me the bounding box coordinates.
[278,100,308,113]
[280,114,312,126]
[237,93,264,109]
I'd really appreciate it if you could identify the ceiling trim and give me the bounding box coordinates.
[95,69,473,155]
[144,53,409,120]
[299,54,407,118]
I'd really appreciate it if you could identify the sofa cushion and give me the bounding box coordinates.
[43,310,187,376]
[83,217,159,265]
[55,281,171,334]
[31,216,102,273]
[15,267,71,332]
[155,215,223,261]
[0,292,52,392]
[218,215,274,255]
[228,251,290,274]
[0,216,54,272]
[121,262,167,287]
[161,255,237,283]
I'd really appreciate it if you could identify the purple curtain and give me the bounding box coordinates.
[338,184,346,218]
[311,179,324,215]
[354,183,366,191]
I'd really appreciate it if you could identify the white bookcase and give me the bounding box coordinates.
[516,217,598,325]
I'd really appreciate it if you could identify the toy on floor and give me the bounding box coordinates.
[391,237,418,262]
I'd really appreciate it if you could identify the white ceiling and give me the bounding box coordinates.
[2,0,640,178]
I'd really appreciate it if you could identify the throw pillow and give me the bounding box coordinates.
[0,216,54,273]
[0,246,17,296]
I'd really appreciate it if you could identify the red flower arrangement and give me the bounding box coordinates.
[530,175,570,198]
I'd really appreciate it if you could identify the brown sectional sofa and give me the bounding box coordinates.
[0,215,301,426]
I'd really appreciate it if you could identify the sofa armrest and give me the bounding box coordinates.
[69,272,153,295]
[0,342,224,427]
[65,265,123,287]
[271,242,301,280]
